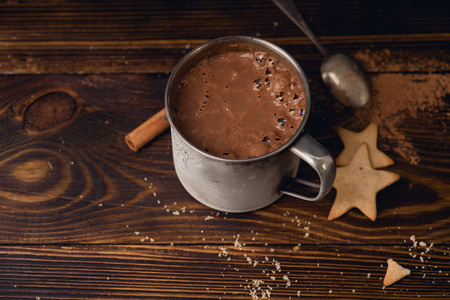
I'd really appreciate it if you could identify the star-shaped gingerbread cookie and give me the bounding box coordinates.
[328,143,400,221]
[336,123,394,168]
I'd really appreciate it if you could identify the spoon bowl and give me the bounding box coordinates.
[321,53,370,109]
[272,0,370,109]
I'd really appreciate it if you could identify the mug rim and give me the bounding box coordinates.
[165,36,311,163]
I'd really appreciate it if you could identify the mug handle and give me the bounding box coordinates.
[281,133,336,201]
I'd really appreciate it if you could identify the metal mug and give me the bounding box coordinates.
[165,36,336,213]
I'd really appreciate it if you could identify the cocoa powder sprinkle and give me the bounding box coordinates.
[351,49,450,165]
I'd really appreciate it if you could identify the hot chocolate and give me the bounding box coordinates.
[170,44,307,159]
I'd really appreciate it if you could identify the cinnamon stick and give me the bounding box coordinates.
[125,108,170,152]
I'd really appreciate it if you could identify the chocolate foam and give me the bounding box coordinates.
[171,45,306,159]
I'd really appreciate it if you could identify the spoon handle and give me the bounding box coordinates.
[272,0,328,56]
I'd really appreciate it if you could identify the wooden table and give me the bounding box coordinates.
[0,1,448,299]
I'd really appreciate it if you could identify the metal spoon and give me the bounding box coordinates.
[272,0,370,109]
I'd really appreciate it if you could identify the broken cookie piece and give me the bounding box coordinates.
[384,258,411,286]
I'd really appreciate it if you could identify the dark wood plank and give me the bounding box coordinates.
[0,40,448,74]
[0,244,448,299]
[0,0,448,298]
[0,0,448,41]
[0,73,448,245]
[0,0,449,74]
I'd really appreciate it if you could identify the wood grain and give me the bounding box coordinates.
[0,244,448,299]
[1,0,448,40]
[0,0,448,299]
[0,39,448,75]
[0,0,449,74]
[0,73,448,245]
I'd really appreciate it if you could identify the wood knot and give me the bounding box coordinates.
[24,92,77,132]
[12,159,50,183]
[0,149,71,203]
